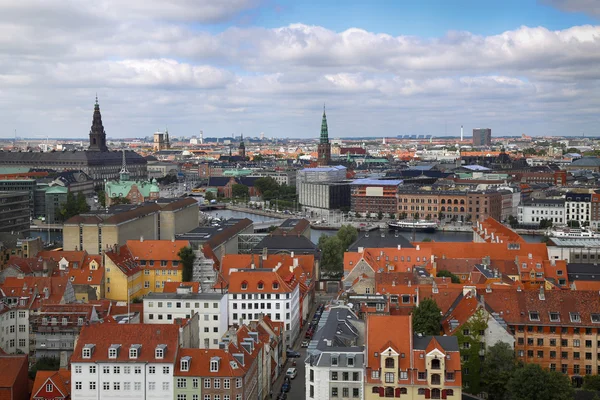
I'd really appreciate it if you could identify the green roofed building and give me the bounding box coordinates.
[105,151,160,206]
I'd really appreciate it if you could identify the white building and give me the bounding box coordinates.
[565,192,592,225]
[227,268,300,344]
[305,306,365,400]
[70,323,179,400]
[143,286,228,349]
[0,304,29,355]
[518,198,565,226]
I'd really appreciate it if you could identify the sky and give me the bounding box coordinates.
[0,0,599,139]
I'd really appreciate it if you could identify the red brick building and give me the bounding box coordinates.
[0,353,29,400]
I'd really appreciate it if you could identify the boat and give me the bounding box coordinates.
[547,226,600,239]
[388,219,439,232]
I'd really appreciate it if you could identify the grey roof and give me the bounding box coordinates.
[522,198,565,206]
[548,238,600,247]
[567,263,600,281]
[412,335,459,351]
[252,234,317,254]
[571,157,600,167]
[0,149,146,165]
[348,231,414,252]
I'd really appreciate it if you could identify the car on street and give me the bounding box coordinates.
[301,340,310,348]
[282,382,291,392]
[286,368,297,379]
[286,350,301,358]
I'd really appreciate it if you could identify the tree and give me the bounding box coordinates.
[318,236,344,278]
[96,190,106,207]
[337,225,358,250]
[178,246,196,282]
[232,184,249,198]
[254,177,280,199]
[253,154,264,162]
[412,298,441,336]
[377,211,383,220]
[422,237,432,242]
[583,375,600,392]
[568,220,580,228]
[204,191,215,202]
[455,309,489,394]
[110,196,131,205]
[399,212,407,220]
[76,192,90,213]
[506,363,573,400]
[436,269,460,283]
[481,342,518,400]
[539,218,552,229]
[29,356,60,379]
[508,215,518,229]
[413,212,420,220]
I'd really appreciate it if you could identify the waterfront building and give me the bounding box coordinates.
[517,198,565,226]
[565,191,591,226]
[0,191,30,235]
[305,305,365,400]
[297,181,351,213]
[350,178,403,216]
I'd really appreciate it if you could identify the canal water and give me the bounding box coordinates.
[204,209,543,245]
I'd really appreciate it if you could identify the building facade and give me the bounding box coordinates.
[472,128,491,146]
[518,198,565,226]
[350,179,402,216]
[0,191,30,235]
[565,192,591,226]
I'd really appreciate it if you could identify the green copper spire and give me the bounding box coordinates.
[320,104,329,144]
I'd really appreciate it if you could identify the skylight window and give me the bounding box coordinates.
[570,312,581,323]
[549,312,560,322]
[529,311,540,321]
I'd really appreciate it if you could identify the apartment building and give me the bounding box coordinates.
[365,314,462,400]
[484,287,600,377]
[70,323,180,400]
[0,191,30,235]
[144,285,228,349]
[305,306,365,400]
[565,192,591,226]
[227,268,300,344]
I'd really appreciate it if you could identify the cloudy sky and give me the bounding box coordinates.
[1,0,599,139]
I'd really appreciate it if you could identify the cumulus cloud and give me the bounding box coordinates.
[0,1,598,138]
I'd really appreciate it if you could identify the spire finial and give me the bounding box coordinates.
[323,103,326,114]
[95,93,98,105]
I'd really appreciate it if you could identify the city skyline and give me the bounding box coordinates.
[0,0,599,139]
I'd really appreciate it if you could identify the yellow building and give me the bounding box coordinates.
[103,239,190,301]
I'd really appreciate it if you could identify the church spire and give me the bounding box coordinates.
[320,105,329,144]
[119,149,130,181]
[88,96,108,152]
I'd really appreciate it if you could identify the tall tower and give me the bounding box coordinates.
[119,149,130,181]
[88,96,108,152]
[317,105,331,166]
[460,125,464,142]
[238,133,246,159]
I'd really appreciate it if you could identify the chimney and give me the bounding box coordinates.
[358,247,364,253]
[416,245,420,251]
[293,258,298,268]
[397,245,401,250]
[539,285,545,300]
[290,251,294,258]
[140,236,144,243]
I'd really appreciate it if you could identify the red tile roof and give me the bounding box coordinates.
[366,314,412,381]
[0,354,27,388]
[104,245,141,277]
[126,239,190,265]
[163,281,201,293]
[227,270,293,293]
[71,323,179,363]
[31,369,71,399]
[174,348,246,377]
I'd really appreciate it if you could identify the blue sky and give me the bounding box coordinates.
[0,0,599,139]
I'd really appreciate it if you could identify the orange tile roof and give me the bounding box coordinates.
[126,239,190,264]
[71,323,180,363]
[163,281,201,293]
[418,285,465,314]
[474,217,525,244]
[570,281,600,291]
[174,348,247,377]
[227,270,293,293]
[0,354,27,388]
[37,250,87,266]
[419,241,549,261]
[442,294,480,334]
[104,245,141,277]
[0,276,70,308]
[66,255,104,286]
[366,314,411,380]
[31,369,71,399]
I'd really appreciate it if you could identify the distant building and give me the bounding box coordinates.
[565,191,591,226]
[238,134,246,159]
[104,151,160,206]
[566,156,600,172]
[0,98,147,184]
[472,128,492,146]
[350,179,403,216]
[298,181,351,212]
[518,198,565,226]
[317,107,331,166]
[153,130,171,151]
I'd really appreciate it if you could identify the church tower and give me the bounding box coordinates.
[317,105,331,166]
[88,96,108,152]
[119,149,130,181]
[238,133,246,159]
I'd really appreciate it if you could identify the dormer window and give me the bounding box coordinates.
[257,281,264,290]
[181,356,191,372]
[83,348,91,358]
[210,357,220,372]
[155,344,166,359]
[130,344,141,359]
[570,312,581,323]
[241,281,248,290]
[549,312,560,322]
[529,311,540,321]
[331,355,338,366]
[347,356,354,367]
[108,344,121,359]
[272,282,279,290]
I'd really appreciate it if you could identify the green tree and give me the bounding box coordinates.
[377,211,383,220]
[413,212,420,220]
[436,269,460,283]
[232,184,249,198]
[539,218,553,229]
[568,220,580,228]
[110,196,131,205]
[508,215,518,229]
[253,154,264,162]
[412,298,442,336]
[399,212,407,220]
[565,147,580,154]
[337,225,358,250]
[318,236,344,278]
[96,190,106,207]
[506,363,573,400]
[481,342,518,400]
[29,356,60,379]
[455,309,489,394]
[254,177,280,199]
[178,246,196,282]
[583,375,600,391]
[422,237,432,242]
[204,191,216,202]
[76,192,90,213]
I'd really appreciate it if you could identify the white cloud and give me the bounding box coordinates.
[0,2,599,138]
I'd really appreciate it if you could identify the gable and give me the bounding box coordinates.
[381,346,399,357]
[33,377,66,398]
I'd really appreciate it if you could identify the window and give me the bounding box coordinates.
[331,355,338,366]
[372,370,380,379]
[211,360,219,372]
[103,366,110,374]
[385,372,395,383]
[177,378,187,388]
[529,311,540,321]
[90,381,96,390]
[204,378,211,389]
[103,382,110,391]
[181,359,189,371]
[332,387,338,397]
[177,395,187,400]
[156,348,164,359]
[149,382,156,391]
[214,379,221,389]
[236,378,242,388]
[385,357,394,368]
[163,382,169,391]
[90,365,96,373]
[149,366,156,374]
[223,378,230,389]
[418,372,426,380]
[75,381,82,390]
[114,366,120,374]
[331,371,338,381]
[571,312,581,323]
[113,382,120,390]
[135,382,141,390]
[400,371,408,379]
[82,348,91,358]
[135,366,142,374]
[241,281,248,290]
[353,388,360,398]
[343,388,349,398]
[446,372,455,381]
[163,366,170,374]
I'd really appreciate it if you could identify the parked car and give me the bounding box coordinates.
[301,339,310,348]
[286,368,297,379]
[282,382,291,392]
[286,350,301,358]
